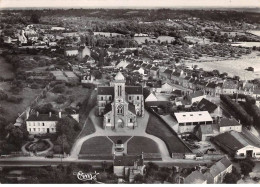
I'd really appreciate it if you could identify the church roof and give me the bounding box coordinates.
[128,103,136,114]
[97,86,114,95]
[125,86,143,95]
[115,72,125,80]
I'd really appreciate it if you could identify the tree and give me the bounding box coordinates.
[240,159,255,176]
[134,174,145,183]
[30,14,40,24]
[223,167,241,184]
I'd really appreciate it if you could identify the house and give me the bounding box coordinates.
[195,124,215,141]
[222,80,238,94]
[161,82,174,93]
[184,170,207,184]
[78,46,91,59]
[160,69,172,80]
[174,111,213,133]
[113,155,145,182]
[64,47,79,56]
[252,89,260,99]
[213,131,260,159]
[134,67,145,75]
[97,72,144,129]
[149,66,159,78]
[239,81,255,95]
[217,118,242,133]
[116,60,130,69]
[26,112,61,134]
[204,157,232,184]
[205,82,218,96]
[171,70,185,85]
[187,91,205,104]
[197,98,222,119]
[145,93,158,102]
[182,76,192,88]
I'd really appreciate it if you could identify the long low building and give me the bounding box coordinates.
[214,131,260,159]
[174,111,213,133]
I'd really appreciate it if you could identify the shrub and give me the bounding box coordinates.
[0,90,8,100]
[52,84,66,93]
[7,96,23,103]
[56,95,67,104]
[31,83,39,89]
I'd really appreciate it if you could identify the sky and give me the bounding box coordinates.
[0,0,260,8]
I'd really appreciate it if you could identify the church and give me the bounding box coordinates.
[97,72,144,129]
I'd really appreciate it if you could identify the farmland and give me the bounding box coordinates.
[190,51,260,80]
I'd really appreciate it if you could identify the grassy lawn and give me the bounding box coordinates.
[108,136,131,144]
[0,57,14,80]
[127,136,160,154]
[146,112,191,154]
[79,136,113,154]
[77,117,96,139]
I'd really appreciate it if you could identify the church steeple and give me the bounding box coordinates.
[114,72,126,99]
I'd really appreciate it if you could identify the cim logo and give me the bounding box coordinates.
[73,171,99,181]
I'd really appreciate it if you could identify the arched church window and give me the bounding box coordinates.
[117,105,124,115]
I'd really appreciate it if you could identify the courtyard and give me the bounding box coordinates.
[71,106,190,161]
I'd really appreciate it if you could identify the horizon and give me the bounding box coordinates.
[0,0,260,9]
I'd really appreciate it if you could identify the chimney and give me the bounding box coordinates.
[36,111,39,117]
[59,111,62,118]
[26,107,30,120]
[49,112,52,117]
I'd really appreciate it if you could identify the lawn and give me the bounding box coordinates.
[108,136,131,144]
[127,136,160,154]
[1,87,42,122]
[79,136,113,154]
[0,57,14,80]
[77,117,96,139]
[146,111,191,154]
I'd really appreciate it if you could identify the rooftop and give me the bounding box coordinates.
[174,111,213,123]
[218,118,241,127]
[197,98,218,113]
[27,113,59,122]
[184,171,207,184]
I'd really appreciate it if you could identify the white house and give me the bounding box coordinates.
[204,157,232,184]
[161,82,174,93]
[217,118,242,133]
[26,112,60,134]
[174,111,213,133]
[214,131,260,159]
[65,48,79,56]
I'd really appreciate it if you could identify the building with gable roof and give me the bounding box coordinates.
[184,170,207,184]
[213,131,260,159]
[217,118,242,133]
[97,72,144,129]
[204,157,232,184]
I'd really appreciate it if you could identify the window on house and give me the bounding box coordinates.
[108,119,110,123]
[42,123,45,126]
[137,96,139,100]
[109,96,112,100]
[129,96,132,100]
[130,118,133,123]
[101,97,103,101]
[52,128,55,131]
[33,128,36,131]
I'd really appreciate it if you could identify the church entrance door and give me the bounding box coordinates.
[117,119,124,128]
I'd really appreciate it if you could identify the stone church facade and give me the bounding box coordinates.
[97,72,144,129]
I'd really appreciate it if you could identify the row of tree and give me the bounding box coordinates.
[220,94,253,126]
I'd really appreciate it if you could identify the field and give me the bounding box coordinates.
[190,51,260,80]
[0,57,14,80]
[79,136,113,154]
[134,36,175,44]
[77,118,96,139]
[127,136,160,154]
[1,86,42,122]
[37,85,90,111]
[248,30,260,37]
[146,112,191,154]
[231,42,260,48]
